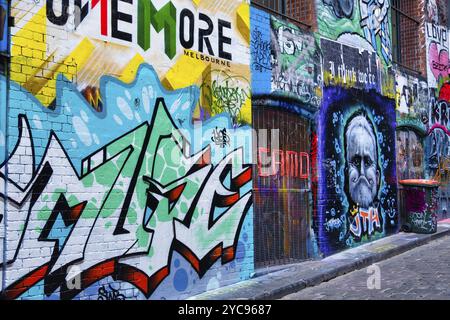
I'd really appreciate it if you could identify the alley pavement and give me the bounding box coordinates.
[189,222,450,300]
[281,234,450,300]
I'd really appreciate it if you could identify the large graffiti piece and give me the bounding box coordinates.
[395,69,429,132]
[10,0,251,126]
[318,0,391,65]
[250,8,322,113]
[0,64,253,300]
[317,86,398,256]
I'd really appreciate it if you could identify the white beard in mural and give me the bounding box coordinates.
[345,113,380,209]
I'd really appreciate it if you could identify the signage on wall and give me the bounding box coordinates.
[321,38,380,91]
[46,0,234,61]
[0,0,8,54]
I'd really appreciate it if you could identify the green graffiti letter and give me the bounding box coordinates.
[138,0,177,59]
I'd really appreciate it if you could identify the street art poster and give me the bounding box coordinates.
[316,0,392,65]
[251,8,322,111]
[394,68,428,132]
[0,0,7,54]
[317,86,398,256]
[321,37,380,92]
[1,0,254,300]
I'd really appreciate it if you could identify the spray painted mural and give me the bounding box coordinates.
[10,0,251,126]
[396,130,425,180]
[1,0,253,300]
[395,69,429,132]
[317,0,392,65]
[251,8,322,112]
[0,0,7,54]
[317,86,398,256]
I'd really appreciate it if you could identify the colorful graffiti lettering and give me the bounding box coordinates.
[350,208,382,239]
[426,23,449,88]
[257,147,310,178]
[0,65,253,300]
[200,71,251,126]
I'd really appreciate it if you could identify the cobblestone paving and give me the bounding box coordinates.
[281,236,450,300]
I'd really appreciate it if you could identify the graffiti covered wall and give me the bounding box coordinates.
[317,86,398,256]
[317,0,392,65]
[425,21,450,213]
[1,0,253,300]
[394,68,427,181]
[250,7,321,263]
[395,69,429,131]
[316,0,397,256]
[251,7,322,114]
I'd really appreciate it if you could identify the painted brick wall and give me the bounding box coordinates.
[0,0,254,300]
[315,0,399,256]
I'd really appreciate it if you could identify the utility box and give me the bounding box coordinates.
[399,179,440,234]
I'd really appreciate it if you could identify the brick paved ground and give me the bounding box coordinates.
[281,235,450,300]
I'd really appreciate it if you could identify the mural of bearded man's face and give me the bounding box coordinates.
[345,115,380,209]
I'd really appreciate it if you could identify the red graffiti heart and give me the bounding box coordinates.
[429,42,450,80]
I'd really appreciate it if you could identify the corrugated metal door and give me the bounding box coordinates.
[253,106,311,267]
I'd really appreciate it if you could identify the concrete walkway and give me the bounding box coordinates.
[188,222,450,300]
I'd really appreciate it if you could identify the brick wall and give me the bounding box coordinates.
[286,0,317,30]
[394,0,428,77]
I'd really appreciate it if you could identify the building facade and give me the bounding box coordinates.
[0,0,448,300]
